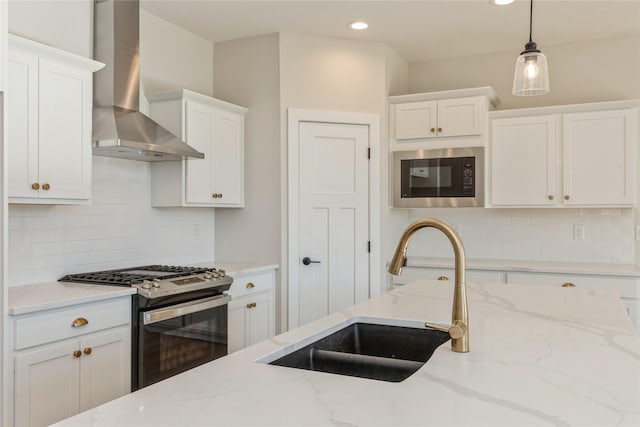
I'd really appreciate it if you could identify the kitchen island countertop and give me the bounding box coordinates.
[53,279,640,427]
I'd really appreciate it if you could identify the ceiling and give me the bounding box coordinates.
[141,0,640,63]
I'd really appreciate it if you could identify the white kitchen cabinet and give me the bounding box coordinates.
[393,96,483,140]
[507,271,640,334]
[10,297,131,427]
[227,268,276,353]
[390,266,504,287]
[562,109,636,206]
[147,89,247,208]
[490,106,638,208]
[7,35,103,204]
[490,115,559,206]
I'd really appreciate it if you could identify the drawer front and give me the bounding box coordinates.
[15,298,130,350]
[506,272,640,299]
[228,271,275,299]
[391,266,503,285]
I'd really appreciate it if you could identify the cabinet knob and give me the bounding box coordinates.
[246,282,255,289]
[42,183,51,191]
[564,195,570,200]
[562,282,576,288]
[73,350,82,358]
[71,317,89,328]
[31,183,40,190]
[212,194,217,198]
[246,302,257,309]
[83,347,92,355]
[437,127,442,133]
[430,128,435,133]
[218,193,223,198]
[548,195,554,200]
[437,276,449,281]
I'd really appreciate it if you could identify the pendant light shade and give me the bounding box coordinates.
[512,0,549,96]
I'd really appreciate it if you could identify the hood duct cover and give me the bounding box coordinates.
[92,0,204,161]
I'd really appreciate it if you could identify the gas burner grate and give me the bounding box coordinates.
[59,265,211,286]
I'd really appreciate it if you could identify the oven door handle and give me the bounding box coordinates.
[143,294,231,325]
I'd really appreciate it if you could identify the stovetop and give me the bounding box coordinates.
[59,265,232,299]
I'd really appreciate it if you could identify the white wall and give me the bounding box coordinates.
[409,34,640,110]
[7,3,218,285]
[402,34,640,266]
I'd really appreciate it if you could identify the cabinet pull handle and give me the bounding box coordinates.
[430,128,435,133]
[246,282,255,289]
[548,195,554,200]
[437,276,449,281]
[564,195,570,200]
[562,283,576,288]
[71,317,89,328]
[83,347,92,355]
[437,127,442,132]
[42,183,51,191]
[218,193,223,198]
[31,183,40,190]
[73,350,82,358]
[246,302,257,309]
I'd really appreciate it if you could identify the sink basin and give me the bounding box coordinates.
[268,322,450,382]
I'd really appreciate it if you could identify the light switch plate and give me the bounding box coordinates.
[573,225,585,241]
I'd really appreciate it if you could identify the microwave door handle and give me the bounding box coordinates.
[143,294,231,325]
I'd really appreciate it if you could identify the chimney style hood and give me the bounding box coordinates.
[92,0,204,161]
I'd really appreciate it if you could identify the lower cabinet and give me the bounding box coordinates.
[10,297,131,427]
[227,268,276,353]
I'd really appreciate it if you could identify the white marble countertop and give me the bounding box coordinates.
[8,262,277,315]
[406,256,640,277]
[53,279,640,427]
[8,282,136,315]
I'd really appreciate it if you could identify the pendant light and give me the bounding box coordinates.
[512,0,549,96]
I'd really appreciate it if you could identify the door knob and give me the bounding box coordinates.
[302,257,321,266]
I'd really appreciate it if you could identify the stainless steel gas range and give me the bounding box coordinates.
[60,265,232,390]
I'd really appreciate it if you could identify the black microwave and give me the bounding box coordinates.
[392,147,484,208]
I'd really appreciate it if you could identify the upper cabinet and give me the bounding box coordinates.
[147,89,247,208]
[389,87,499,151]
[490,104,638,208]
[7,35,104,204]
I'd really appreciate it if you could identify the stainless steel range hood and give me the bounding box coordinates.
[92,0,204,161]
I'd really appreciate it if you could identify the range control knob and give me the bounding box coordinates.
[141,280,152,290]
[211,269,219,278]
[152,279,161,288]
[218,269,226,277]
[204,272,213,280]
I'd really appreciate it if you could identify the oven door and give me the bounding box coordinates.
[137,294,230,389]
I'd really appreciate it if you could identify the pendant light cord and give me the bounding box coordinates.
[529,0,533,43]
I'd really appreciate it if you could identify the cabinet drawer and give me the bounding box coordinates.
[506,272,640,299]
[228,271,274,299]
[14,298,130,350]
[391,266,503,285]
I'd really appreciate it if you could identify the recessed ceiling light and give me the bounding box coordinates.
[492,0,514,5]
[347,21,368,30]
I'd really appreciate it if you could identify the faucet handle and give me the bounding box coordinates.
[425,320,467,340]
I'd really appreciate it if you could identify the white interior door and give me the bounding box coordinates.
[297,121,370,326]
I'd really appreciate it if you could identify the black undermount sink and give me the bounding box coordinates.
[269,322,450,382]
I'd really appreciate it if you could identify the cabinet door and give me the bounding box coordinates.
[37,58,92,200]
[562,109,637,206]
[227,299,247,353]
[437,97,483,137]
[245,291,274,347]
[79,327,131,412]
[7,49,39,199]
[14,341,80,427]
[490,115,558,206]
[212,109,244,206]
[184,100,215,204]
[394,101,437,140]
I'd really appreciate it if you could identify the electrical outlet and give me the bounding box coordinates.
[573,225,585,241]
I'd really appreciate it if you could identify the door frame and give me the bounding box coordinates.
[286,109,380,330]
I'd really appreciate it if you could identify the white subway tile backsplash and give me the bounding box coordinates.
[8,157,216,286]
[396,207,634,264]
